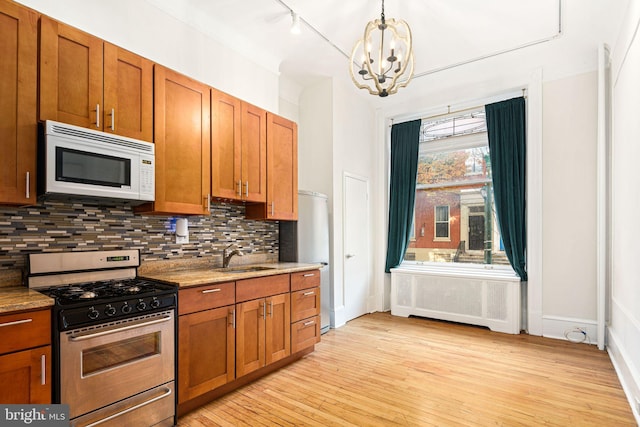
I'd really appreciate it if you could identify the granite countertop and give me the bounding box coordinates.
[139,262,323,288]
[0,287,55,314]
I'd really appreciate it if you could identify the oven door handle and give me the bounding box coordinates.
[68,315,173,342]
[83,386,173,427]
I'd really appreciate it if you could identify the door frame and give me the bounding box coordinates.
[341,172,371,325]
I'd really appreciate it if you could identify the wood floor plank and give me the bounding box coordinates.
[178,312,636,426]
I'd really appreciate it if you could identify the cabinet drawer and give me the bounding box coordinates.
[179,282,235,315]
[0,309,51,355]
[291,315,320,353]
[291,287,320,322]
[236,274,290,303]
[291,270,320,292]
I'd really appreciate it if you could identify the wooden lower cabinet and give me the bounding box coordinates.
[178,305,235,404]
[236,293,290,377]
[177,271,320,416]
[0,308,51,403]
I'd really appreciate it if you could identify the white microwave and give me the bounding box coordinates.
[39,120,155,204]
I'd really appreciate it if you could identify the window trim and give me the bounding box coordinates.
[434,205,450,241]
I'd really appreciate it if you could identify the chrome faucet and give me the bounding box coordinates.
[222,244,244,268]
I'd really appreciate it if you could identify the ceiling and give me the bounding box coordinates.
[145,0,627,102]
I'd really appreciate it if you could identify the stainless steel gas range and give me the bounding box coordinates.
[27,250,177,427]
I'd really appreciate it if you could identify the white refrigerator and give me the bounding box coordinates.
[279,190,331,333]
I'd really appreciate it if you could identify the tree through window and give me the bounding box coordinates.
[405,110,508,265]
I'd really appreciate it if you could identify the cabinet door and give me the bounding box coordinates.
[236,298,265,377]
[149,65,211,214]
[211,89,241,200]
[40,16,103,129]
[265,293,290,365]
[241,102,266,202]
[0,0,37,205]
[178,306,235,403]
[245,113,298,220]
[0,346,51,403]
[103,43,153,141]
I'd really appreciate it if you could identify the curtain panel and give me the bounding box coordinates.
[385,119,422,273]
[485,97,527,280]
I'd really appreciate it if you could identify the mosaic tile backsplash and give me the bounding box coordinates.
[0,200,278,271]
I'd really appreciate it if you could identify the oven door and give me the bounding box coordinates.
[59,310,175,420]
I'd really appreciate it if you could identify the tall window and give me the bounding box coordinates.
[405,110,506,266]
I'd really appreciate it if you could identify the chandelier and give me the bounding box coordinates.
[349,0,414,97]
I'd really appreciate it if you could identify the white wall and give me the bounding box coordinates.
[17,0,280,111]
[608,0,640,421]
[541,72,599,338]
[331,80,376,327]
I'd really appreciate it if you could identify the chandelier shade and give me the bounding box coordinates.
[349,0,414,97]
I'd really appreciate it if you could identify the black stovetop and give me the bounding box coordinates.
[39,278,175,306]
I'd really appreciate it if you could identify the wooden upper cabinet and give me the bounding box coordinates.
[40,16,103,129]
[211,90,242,200]
[241,102,267,202]
[211,90,266,203]
[138,65,211,215]
[0,0,38,205]
[103,43,153,141]
[39,18,153,141]
[246,113,298,220]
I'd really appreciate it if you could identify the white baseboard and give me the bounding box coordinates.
[608,327,640,424]
[542,315,598,344]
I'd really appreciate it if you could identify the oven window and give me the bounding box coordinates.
[82,333,160,376]
[56,147,131,188]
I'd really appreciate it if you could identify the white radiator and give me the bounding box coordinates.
[390,266,522,334]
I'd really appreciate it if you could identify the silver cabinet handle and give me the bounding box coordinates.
[84,387,172,427]
[303,273,315,277]
[237,180,242,197]
[269,300,273,317]
[41,354,46,385]
[268,202,274,216]
[244,181,249,198]
[109,108,115,130]
[201,288,222,294]
[303,291,315,296]
[261,302,266,320]
[303,320,315,327]
[204,193,211,212]
[0,318,32,328]
[25,172,30,199]
[95,103,100,128]
[229,308,236,328]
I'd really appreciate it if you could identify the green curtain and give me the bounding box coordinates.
[485,97,527,280]
[385,119,422,273]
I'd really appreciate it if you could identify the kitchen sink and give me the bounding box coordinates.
[213,266,276,274]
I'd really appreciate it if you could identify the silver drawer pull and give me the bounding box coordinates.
[303,273,315,277]
[0,318,33,328]
[201,288,222,294]
[302,291,315,296]
[303,320,315,327]
[84,386,172,427]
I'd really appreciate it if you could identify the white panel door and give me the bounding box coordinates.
[343,173,370,322]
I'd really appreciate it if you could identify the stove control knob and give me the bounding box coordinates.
[105,305,117,317]
[136,300,147,311]
[122,304,132,314]
[150,298,161,309]
[88,307,100,320]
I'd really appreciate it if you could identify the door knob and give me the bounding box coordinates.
[345,253,355,259]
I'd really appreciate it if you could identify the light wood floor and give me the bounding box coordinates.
[178,312,636,426]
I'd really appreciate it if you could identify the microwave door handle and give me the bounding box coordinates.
[69,315,172,341]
